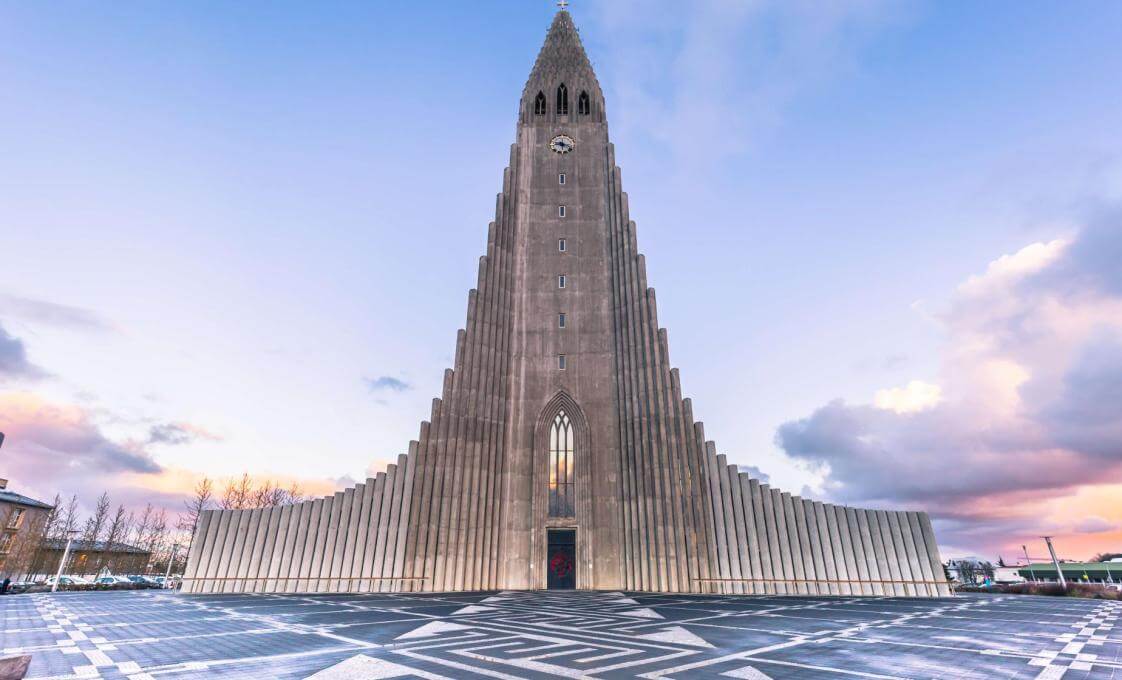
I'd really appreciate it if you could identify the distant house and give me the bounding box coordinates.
[0,478,54,580]
[35,538,152,578]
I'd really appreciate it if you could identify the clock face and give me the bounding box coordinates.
[550,135,575,154]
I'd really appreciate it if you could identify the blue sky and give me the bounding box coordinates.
[2,0,1121,559]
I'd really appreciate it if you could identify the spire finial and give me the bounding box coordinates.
[557,0,569,10]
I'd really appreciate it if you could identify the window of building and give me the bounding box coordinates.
[0,533,13,553]
[558,238,567,252]
[578,91,591,116]
[558,274,566,288]
[558,205,566,218]
[548,410,575,517]
[558,354,567,371]
[559,313,567,328]
[559,173,566,185]
[534,91,547,115]
[557,83,569,115]
[5,509,23,530]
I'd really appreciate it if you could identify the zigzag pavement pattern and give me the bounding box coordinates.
[5,590,1119,679]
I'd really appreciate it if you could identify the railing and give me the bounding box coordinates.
[180,576,428,593]
[694,577,954,595]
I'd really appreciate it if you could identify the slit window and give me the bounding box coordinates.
[557,83,569,115]
[559,173,566,185]
[534,91,547,115]
[578,91,591,116]
[558,274,567,289]
[558,238,567,252]
[558,354,567,370]
[559,313,567,328]
[548,410,575,517]
[559,205,566,218]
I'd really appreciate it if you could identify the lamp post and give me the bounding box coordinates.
[164,543,179,587]
[51,530,80,593]
[1043,536,1067,589]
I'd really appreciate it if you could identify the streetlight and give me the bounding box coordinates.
[51,530,80,593]
[1043,536,1067,589]
[164,543,180,587]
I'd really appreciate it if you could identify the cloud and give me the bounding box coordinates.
[775,212,1122,554]
[596,0,907,175]
[0,323,47,381]
[0,393,161,477]
[365,376,411,393]
[873,380,941,414]
[1074,516,1119,534]
[0,294,110,331]
[737,464,770,484]
[147,422,224,446]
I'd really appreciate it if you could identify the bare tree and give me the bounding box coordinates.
[180,477,213,537]
[144,509,168,573]
[82,492,111,545]
[41,494,62,541]
[99,504,131,573]
[220,473,253,510]
[131,504,154,549]
[60,494,80,538]
[253,479,305,507]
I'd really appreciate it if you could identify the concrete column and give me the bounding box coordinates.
[266,505,292,592]
[340,484,365,592]
[843,507,871,595]
[786,495,810,595]
[802,499,826,596]
[726,465,749,594]
[749,479,774,595]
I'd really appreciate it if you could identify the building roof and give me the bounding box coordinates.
[1019,562,1122,572]
[0,489,55,511]
[42,538,150,554]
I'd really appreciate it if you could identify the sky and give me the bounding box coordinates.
[1,0,1120,563]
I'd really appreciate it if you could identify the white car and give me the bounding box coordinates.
[46,575,93,587]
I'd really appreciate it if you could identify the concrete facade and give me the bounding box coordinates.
[183,10,949,597]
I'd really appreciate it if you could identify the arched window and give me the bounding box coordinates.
[548,410,575,517]
[578,91,591,116]
[556,83,569,116]
[534,91,547,115]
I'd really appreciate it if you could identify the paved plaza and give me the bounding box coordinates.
[1,590,1119,679]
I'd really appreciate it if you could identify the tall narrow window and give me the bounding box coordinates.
[578,91,591,116]
[558,205,566,218]
[534,91,547,115]
[549,410,575,517]
[558,274,567,288]
[558,238,567,252]
[558,313,567,328]
[558,355,567,371]
[559,173,566,185]
[557,83,569,115]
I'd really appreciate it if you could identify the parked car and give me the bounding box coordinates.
[45,575,94,590]
[127,575,161,589]
[7,581,35,594]
[94,576,135,590]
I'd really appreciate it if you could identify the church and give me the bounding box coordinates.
[182,7,949,597]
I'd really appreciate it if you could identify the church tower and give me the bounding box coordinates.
[183,8,950,597]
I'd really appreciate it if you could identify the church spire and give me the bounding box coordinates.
[521,7,603,123]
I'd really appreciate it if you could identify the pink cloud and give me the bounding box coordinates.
[777,210,1122,556]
